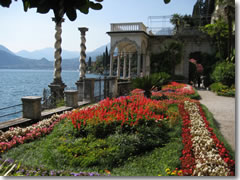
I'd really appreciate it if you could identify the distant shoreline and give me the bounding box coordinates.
[0,68,105,76]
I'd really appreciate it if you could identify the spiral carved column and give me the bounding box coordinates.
[78,27,88,79]
[49,17,66,105]
[52,17,64,84]
[76,27,88,102]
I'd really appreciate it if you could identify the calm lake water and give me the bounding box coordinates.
[0,69,102,122]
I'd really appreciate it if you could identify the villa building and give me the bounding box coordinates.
[107,21,214,81]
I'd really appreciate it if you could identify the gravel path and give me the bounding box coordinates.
[197,89,235,151]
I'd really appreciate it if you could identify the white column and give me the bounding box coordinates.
[142,53,146,77]
[109,53,113,76]
[128,53,132,79]
[137,53,141,77]
[146,52,151,76]
[123,53,127,79]
[117,53,121,78]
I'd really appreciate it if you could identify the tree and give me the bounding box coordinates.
[105,46,110,66]
[201,19,228,60]
[0,0,171,12]
[170,14,182,32]
[88,56,92,67]
[0,0,103,23]
[218,0,235,61]
[164,41,183,76]
[192,0,209,26]
[102,52,106,67]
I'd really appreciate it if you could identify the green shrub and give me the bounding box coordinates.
[210,82,228,92]
[132,76,154,98]
[151,72,171,89]
[132,72,170,98]
[211,61,235,86]
[56,99,65,107]
[57,135,118,168]
[217,87,235,97]
[55,118,170,170]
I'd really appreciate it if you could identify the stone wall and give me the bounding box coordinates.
[148,32,215,80]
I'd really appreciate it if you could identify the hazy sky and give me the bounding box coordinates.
[0,0,198,52]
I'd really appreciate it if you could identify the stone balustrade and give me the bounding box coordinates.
[110,22,147,33]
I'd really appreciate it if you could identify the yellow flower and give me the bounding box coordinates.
[165,168,170,172]
[104,169,111,175]
[158,174,162,176]
[177,170,183,176]
[171,170,177,176]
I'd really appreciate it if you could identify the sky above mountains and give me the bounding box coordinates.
[0,0,197,53]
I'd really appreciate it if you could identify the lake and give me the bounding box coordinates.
[0,69,102,122]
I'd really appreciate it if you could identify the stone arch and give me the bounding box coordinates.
[175,38,214,81]
[110,37,140,54]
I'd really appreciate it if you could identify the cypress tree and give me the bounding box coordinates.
[88,57,92,67]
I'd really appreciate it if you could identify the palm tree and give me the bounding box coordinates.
[170,14,182,33]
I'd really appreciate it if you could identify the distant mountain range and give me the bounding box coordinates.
[15,43,110,61]
[0,50,53,69]
[0,43,110,70]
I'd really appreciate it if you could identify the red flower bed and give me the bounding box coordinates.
[161,82,195,95]
[177,101,235,176]
[68,95,169,130]
[197,104,235,175]
[178,103,195,176]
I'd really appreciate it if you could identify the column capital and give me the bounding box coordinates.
[78,27,89,35]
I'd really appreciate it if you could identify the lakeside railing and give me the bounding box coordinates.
[0,104,22,120]
[0,76,125,124]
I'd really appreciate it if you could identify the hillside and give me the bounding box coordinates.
[0,50,53,69]
[15,43,110,61]
[0,43,110,70]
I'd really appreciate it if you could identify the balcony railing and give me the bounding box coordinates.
[110,23,147,33]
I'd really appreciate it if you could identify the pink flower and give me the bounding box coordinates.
[196,64,203,73]
[189,58,197,64]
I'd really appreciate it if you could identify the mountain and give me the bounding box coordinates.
[86,43,110,61]
[15,43,110,61]
[0,45,15,55]
[0,43,110,70]
[16,48,80,61]
[0,50,53,69]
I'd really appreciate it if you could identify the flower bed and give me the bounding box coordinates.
[0,158,105,176]
[177,101,234,176]
[0,113,70,154]
[1,82,234,176]
[68,95,169,132]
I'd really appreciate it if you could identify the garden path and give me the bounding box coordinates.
[197,89,235,151]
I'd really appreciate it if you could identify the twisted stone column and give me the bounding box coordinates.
[52,17,64,84]
[78,27,88,79]
[48,17,66,106]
